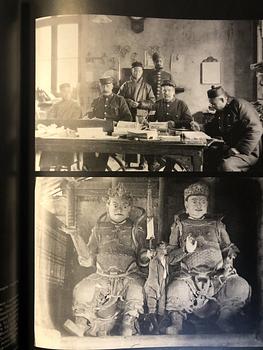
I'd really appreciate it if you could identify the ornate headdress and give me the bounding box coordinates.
[184,182,209,201]
[106,183,133,204]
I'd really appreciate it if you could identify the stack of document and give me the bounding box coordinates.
[181,131,211,144]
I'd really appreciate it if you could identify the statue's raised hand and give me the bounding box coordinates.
[185,234,197,253]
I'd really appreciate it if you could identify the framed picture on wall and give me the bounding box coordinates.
[201,61,221,84]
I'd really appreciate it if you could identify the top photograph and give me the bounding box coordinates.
[35,15,263,172]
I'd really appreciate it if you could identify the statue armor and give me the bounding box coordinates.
[166,214,251,334]
[94,220,139,275]
[70,216,146,336]
[177,217,225,272]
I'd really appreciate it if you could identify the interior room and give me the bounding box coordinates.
[36,15,262,114]
[35,15,263,172]
[35,176,263,348]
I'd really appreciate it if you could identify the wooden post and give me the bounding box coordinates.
[66,183,75,227]
[158,177,166,243]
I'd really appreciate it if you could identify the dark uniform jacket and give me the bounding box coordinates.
[118,76,155,120]
[90,93,132,122]
[147,70,172,99]
[149,97,193,129]
[206,97,262,158]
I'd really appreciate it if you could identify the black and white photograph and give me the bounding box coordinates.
[3,1,263,349]
[35,176,263,349]
[35,15,263,173]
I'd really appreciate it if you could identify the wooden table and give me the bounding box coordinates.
[35,136,207,171]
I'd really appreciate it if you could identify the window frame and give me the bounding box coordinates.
[36,15,81,96]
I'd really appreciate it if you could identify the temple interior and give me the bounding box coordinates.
[35,177,262,348]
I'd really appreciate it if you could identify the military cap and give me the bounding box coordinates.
[152,52,163,62]
[59,82,71,90]
[99,76,114,85]
[161,79,176,88]
[131,61,143,69]
[207,85,226,98]
[184,182,209,201]
[106,183,133,204]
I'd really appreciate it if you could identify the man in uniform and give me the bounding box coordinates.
[118,61,155,121]
[118,61,155,168]
[63,183,149,337]
[165,182,251,334]
[149,80,193,128]
[83,77,132,171]
[146,80,198,171]
[47,83,82,120]
[205,85,262,171]
[147,52,172,100]
[39,83,82,170]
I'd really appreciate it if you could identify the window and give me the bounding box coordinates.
[36,16,79,96]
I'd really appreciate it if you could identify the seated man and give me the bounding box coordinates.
[204,85,262,172]
[166,182,251,334]
[63,183,149,337]
[83,76,132,171]
[47,83,82,119]
[39,83,82,170]
[118,61,155,168]
[146,79,199,171]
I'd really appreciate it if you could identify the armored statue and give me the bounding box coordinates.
[166,182,251,334]
[63,183,149,336]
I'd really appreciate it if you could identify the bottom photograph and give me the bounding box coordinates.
[34,176,263,349]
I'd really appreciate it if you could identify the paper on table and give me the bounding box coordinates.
[181,131,211,140]
[77,127,106,138]
[181,131,211,144]
[149,122,169,132]
[159,135,181,142]
[116,121,137,129]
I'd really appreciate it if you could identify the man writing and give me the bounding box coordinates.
[205,85,262,171]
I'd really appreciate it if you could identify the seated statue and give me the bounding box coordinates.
[166,182,251,334]
[62,183,149,336]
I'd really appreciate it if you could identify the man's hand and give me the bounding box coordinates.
[190,121,201,131]
[224,147,240,158]
[127,99,139,108]
[167,120,175,128]
[185,235,197,253]
[60,226,77,236]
